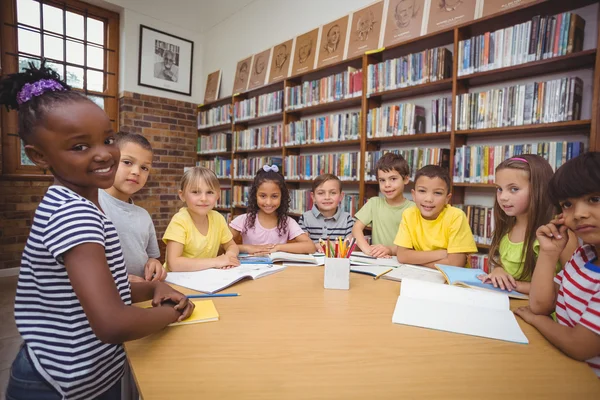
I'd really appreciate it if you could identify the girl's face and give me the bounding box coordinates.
[257,181,281,215]
[495,168,531,217]
[26,101,119,198]
[179,180,219,216]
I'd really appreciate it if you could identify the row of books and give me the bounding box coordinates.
[233,186,251,207]
[469,253,491,274]
[217,188,232,209]
[285,112,360,146]
[458,12,585,76]
[233,90,284,122]
[196,158,231,179]
[365,148,450,181]
[453,141,585,184]
[283,152,361,181]
[367,47,452,96]
[218,211,232,224]
[197,133,230,154]
[431,97,452,134]
[234,156,283,180]
[234,124,283,151]
[455,204,494,247]
[366,103,426,138]
[285,67,363,110]
[455,77,583,131]
[289,189,360,216]
[198,104,231,129]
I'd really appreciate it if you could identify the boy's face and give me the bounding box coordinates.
[378,169,409,201]
[412,176,451,220]
[311,180,344,213]
[560,193,600,246]
[112,142,153,198]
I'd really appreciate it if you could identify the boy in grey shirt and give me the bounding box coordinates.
[99,133,165,282]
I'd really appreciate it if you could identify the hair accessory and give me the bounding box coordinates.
[262,164,279,173]
[510,157,528,163]
[17,79,66,105]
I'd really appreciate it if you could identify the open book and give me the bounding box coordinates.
[349,252,401,267]
[240,252,325,265]
[382,264,446,285]
[165,264,286,294]
[169,300,219,326]
[392,279,529,344]
[435,264,529,300]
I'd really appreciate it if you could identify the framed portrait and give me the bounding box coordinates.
[291,28,319,76]
[248,49,272,90]
[138,25,194,96]
[382,0,427,47]
[232,56,253,94]
[268,39,294,84]
[203,70,222,103]
[346,1,385,58]
[317,16,350,68]
[426,0,478,34]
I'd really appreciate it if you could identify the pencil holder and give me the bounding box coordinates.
[324,258,350,290]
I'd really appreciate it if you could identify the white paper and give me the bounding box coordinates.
[382,264,446,285]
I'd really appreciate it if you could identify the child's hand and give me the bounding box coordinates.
[247,244,275,256]
[144,258,167,281]
[536,219,569,256]
[514,306,541,325]
[370,245,391,258]
[128,274,146,283]
[478,267,517,292]
[151,282,195,322]
[215,254,240,269]
[314,242,324,253]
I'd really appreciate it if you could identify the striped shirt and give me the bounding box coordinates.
[554,244,600,377]
[14,186,131,399]
[298,205,354,241]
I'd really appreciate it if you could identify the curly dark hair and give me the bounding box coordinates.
[0,61,90,142]
[244,168,290,236]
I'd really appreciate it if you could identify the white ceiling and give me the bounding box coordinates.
[95,0,257,33]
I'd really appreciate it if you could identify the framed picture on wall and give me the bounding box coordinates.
[138,25,194,96]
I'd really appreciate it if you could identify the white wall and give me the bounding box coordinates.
[202,0,377,96]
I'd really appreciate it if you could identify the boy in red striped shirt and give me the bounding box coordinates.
[515,152,600,378]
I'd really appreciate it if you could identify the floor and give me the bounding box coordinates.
[0,276,20,400]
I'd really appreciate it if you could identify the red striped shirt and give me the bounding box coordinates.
[554,245,600,378]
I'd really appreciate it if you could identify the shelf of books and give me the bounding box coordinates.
[196,0,600,242]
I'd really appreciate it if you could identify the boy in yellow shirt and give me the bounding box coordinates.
[395,165,477,268]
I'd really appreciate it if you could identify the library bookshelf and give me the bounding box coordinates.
[196,0,600,236]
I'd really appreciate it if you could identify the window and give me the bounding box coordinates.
[1,0,119,176]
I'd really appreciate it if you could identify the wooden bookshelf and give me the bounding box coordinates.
[454,120,592,138]
[215,207,232,213]
[367,78,453,103]
[234,112,283,127]
[285,139,361,150]
[477,243,491,250]
[233,147,283,154]
[197,122,231,134]
[197,151,230,158]
[284,97,362,117]
[367,132,451,144]
[453,183,498,188]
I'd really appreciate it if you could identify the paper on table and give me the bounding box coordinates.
[382,264,446,285]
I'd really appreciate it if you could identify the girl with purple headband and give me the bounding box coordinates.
[1,63,194,400]
[478,154,578,295]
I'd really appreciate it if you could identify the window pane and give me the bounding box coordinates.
[66,12,84,40]
[17,0,40,28]
[88,95,105,110]
[46,61,65,81]
[18,28,41,56]
[66,40,84,65]
[87,70,104,92]
[44,34,64,61]
[87,18,104,45]
[18,56,41,72]
[87,45,104,69]
[66,66,84,89]
[20,140,35,166]
[42,4,63,34]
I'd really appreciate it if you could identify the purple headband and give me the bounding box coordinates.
[17,79,67,105]
[510,157,528,163]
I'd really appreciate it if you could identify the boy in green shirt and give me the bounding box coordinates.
[353,152,414,257]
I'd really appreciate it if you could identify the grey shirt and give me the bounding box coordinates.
[298,205,354,242]
[98,190,160,277]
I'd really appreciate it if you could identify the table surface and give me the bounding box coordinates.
[125,267,600,399]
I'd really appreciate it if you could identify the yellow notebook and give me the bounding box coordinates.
[169,300,219,326]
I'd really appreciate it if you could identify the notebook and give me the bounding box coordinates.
[165,264,286,293]
[349,252,401,267]
[350,265,395,277]
[169,300,219,326]
[382,264,446,285]
[435,264,529,300]
[392,279,529,344]
[239,252,325,265]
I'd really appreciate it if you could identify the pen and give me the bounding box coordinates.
[373,268,393,280]
[187,293,240,298]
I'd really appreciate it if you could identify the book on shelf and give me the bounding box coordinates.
[455,204,494,247]
[248,48,272,90]
[217,188,232,210]
[289,190,360,217]
[285,112,360,146]
[203,70,222,103]
[233,186,250,207]
[431,97,452,133]
[317,15,350,68]
[232,56,253,94]
[460,11,586,75]
[435,264,528,300]
[165,264,286,294]
[198,104,232,129]
[453,141,585,184]
[469,253,491,274]
[196,157,231,178]
[284,152,361,181]
[382,0,426,47]
[291,28,319,75]
[197,133,230,154]
[235,124,282,151]
[268,39,293,83]
[367,46,452,95]
[365,148,450,181]
[234,156,283,180]
[426,0,477,34]
[392,278,529,344]
[346,1,385,58]
[367,102,426,138]
[234,90,283,122]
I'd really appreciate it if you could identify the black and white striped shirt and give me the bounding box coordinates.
[14,186,131,400]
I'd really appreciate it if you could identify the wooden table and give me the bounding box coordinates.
[125,267,600,399]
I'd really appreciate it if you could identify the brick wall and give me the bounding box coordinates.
[0,92,197,271]
[119,91,197,260]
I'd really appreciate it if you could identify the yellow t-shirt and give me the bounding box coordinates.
[394,205,478,254]
[163,208,233,269]
[498,234,562,280]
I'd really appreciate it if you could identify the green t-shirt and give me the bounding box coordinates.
[355,196,414,247]
[499,234,562,281]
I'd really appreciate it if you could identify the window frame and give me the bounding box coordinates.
[0,0,120,178]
